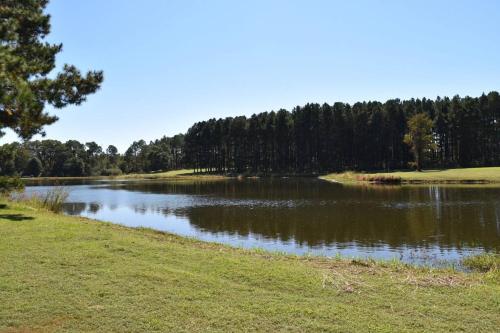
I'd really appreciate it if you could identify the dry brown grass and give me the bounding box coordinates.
[316,258,478,295]
[356,175,402,184]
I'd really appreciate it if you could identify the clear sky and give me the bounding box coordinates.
[4,0,500,152]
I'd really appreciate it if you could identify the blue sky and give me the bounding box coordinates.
[4,0,500,152]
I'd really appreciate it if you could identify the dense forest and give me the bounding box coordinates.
[0,92,499,177]
[0,135,184,177]
[184,92,500,173]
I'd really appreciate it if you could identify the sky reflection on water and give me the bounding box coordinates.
[25,179,500,265]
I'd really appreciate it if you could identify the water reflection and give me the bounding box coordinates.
[25,179,500,263]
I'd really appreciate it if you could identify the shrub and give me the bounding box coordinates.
[462,254,500,272]
[16,187,69,213]
[0,176,24,194]
[40,187,69,213]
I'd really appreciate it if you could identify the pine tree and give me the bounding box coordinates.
[0,0,103,139]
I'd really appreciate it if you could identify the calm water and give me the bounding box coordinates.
[25,179,500,265]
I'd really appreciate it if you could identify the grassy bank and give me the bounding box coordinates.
[1,201,499,332]
[117,169,228,180]
[23,169,227,182]
[25,167,500,185]
[321,166,500,184]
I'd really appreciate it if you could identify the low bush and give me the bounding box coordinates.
[356,175,402,184]
[15,187,69,213]
[462,253,500,272]
[0,176,24,194]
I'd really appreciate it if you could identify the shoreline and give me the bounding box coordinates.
[1,199,499,272]
[1,200,499,331]
[21,169,229,182]
[1,199,498,271]
[21,166,500,185]
[320,166,500,185]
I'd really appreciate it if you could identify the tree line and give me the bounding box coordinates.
[1,92,498,177]
[184,92,499,174]
[0,135,184,177]
[1,3,499,178]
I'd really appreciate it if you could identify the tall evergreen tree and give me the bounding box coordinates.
[0,0,103,139]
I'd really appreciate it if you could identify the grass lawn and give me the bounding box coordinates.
[119,169,195,178]
[117,169,227,180]
[1,201,499,332]
[24,169,227,182]
[322,167,500,184]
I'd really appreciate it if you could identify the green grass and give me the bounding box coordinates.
[24,166,500,184]
[0,201,499,332]
[118,169,195,178]
[118,169,227,180]
[15,186,69,213]
[463,253,500,272]
[24,169,228,182]
[321,167,500,184]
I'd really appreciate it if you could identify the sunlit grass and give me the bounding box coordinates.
[322,166,500,184]
[1,200,499,332]
[463,253,500,273]
[24,169,229,182]
[119,169,195,178]
[11,187,69,213]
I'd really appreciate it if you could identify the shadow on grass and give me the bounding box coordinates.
[0,213,35,221]
[0,203,35,221]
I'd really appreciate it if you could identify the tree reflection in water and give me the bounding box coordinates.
[43,179,499,261]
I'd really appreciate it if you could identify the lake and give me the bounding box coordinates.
[24,178,500,265]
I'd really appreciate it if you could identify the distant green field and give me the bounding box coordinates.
[120,169,208,179]
[1,201,499,332]
[121,169,194,177]
[24,169,228,182]
[322,167,500,184]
